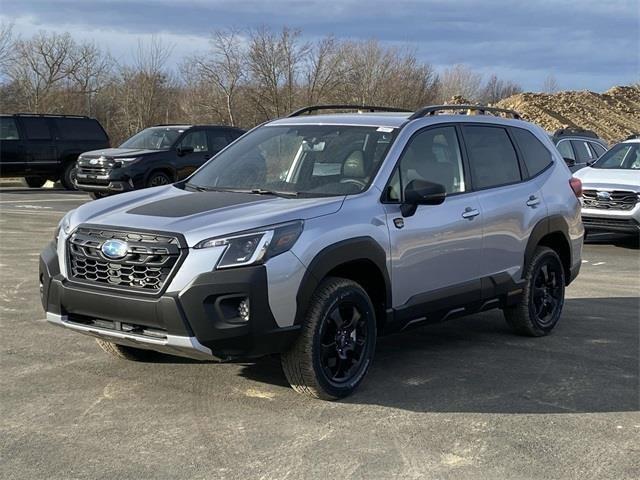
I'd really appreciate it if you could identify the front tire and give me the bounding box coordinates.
[503,246,565,336]
[146,171,171,188]
[24,176,46,188]
[281,277,376,400]
[95,339,156,361]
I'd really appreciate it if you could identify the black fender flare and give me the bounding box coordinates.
[524,215,571,271]
[294,237,391,325]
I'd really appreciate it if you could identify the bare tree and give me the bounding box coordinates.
[8,31,79,111]
[115,36,175,137]
[0,21,15,73]
[68,42,113,115]
[480,74,523,103]
[303,36,345,104]
[186,29,246,126]
[542,74,559,94]
[439,64,483,102]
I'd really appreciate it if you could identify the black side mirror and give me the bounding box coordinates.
[401,179,446,217]
[563,157,576,167]
[177,145,194,156]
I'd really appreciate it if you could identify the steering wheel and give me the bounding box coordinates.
[339,178,367,189]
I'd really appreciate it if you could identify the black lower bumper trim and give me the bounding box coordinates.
[40,241,300,360]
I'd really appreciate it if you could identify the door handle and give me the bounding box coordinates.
[526,195,540,207]
[462,207,480,219]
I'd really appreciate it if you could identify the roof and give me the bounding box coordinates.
[268,113,411,128]
[268,112,533,130]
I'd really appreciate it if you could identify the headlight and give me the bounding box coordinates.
[194,220,304,269]
[54,211,73,244]
[115,157,139,165]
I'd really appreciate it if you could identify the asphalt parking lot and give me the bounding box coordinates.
[1,187,638,480]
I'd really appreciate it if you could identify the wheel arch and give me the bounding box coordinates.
[525,215,572,285]
[295,237,392,332]
[145,166,177,185]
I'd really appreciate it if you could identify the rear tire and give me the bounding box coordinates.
[60,162,78,190]
[146,171,171,188]
[24,176,46,188]
[281,277,376,400]
[95,339,156,361]
[503,246,565,337]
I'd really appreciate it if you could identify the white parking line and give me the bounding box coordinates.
[0,198,87,203]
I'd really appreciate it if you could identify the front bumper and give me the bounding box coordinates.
[75,174,133,193]
[582,214,640,233]
[40,241,300,361]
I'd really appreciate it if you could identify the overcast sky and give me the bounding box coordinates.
[2,0,638,91]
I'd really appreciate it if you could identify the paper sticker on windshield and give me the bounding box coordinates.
[377,127,394,133]
[313,163,342,176]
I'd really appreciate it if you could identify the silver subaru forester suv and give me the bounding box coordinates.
[40,105,584,399]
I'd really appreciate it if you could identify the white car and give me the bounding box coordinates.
[574,137,640,236]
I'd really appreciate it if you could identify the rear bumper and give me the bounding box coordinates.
[40,241,300,361]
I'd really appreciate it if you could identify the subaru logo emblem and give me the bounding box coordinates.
[101,239,129,259]
[90,158,99,165]
[596,191,611,201]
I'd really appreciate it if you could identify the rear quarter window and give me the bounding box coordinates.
[54,118,107,141]
[511,128,553,177]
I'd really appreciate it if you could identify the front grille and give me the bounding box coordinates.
[583,190,638,211]
[78,165,111,174]
[582,216,639,227]
[67,227,185,294]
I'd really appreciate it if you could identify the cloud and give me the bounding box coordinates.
[2,0,638,90]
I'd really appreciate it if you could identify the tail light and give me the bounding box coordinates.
[569,177,582,197]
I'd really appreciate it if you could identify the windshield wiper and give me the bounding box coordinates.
[249,188,298,198]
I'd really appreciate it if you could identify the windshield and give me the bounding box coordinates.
[187,124,397,197]
[120,127,184,150]
[591,143,640,170]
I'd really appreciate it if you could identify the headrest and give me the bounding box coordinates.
[343,150,365,178]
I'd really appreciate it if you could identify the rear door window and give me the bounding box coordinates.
[54,118,107,141]
[207,131,229,152]
[571,140,594,163]
[22,117,52,140]
[511,128,553,177]
[556,140,575,160]
[462,125,522,189]
[0,118,20,140]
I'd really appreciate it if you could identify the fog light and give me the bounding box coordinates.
[238,298,250,322]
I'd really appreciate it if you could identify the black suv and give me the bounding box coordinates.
[75,125,245,198]
[0,114,110,189]
[551,128,608,172]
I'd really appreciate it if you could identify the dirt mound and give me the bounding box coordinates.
[497,86,640,144]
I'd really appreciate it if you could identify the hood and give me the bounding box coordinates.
[80,147,166,159]
[68,185,345,247]
[573,167,640,191]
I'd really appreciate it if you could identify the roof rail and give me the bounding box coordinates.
[552,127,599,139]
[12,113,90,119]
[624,133,640,141]
[408,105,521,120]
[287,104,412,117]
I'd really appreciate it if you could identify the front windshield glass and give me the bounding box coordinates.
[120,127,184,150]
[187,124,397,197]
[591,143,640,170]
